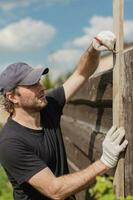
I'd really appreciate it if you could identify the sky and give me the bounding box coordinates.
[0,0,133,81]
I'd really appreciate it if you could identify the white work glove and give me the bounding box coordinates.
[100,126,128,168]
[92,31,116,51]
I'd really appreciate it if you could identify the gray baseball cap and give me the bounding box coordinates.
[0,62,49,94]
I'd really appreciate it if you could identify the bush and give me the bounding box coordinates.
[89,176,133,200]
[0,166,13,200]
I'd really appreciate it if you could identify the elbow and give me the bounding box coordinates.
[50,195,65,200]
[48,189,66,200]
[46,179,67,200]
[48,191,66,200]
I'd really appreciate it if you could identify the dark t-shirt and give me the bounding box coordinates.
[0,86,73,200]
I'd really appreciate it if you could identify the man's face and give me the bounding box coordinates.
[14,81,48,112]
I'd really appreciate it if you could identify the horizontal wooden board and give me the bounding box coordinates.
[63,103,112,132]
[71,72,112,102]
[61,116,114,176]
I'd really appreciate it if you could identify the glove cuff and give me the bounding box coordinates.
[92,38,108,51]
[100,155,116,169]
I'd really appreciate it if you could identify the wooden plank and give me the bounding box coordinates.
[63,104,112,132]
[71,72,112,102]
[61,115,115,177]
[61,116,104,160]
[89,46,133,79]
[113,0,125,197]
[123,49,133,195]
[65,136,90,170]
[89,54,113,79]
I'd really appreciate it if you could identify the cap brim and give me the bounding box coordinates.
[18,67,49,86]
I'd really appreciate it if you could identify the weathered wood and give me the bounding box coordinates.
[123,49,133,195]
[71,72,112,102]
[89,53,113,78]
[89,47,130,80]
[61,115,115,177]
[61,46,133,198]
[64,104,112,132]
[113,0,125,197]
[64,134,90,169]
[61,116,103,162]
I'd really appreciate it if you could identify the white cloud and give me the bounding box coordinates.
[48,49,82,73]
[69,16,113,49]
[0,0,74,11]
[124,20,133,42]
[0,18,56,51]
[48,15,133,77]
[48,16,113,76]
[48,68,64,82]
[66,16,133,49]
[0,1,30,11]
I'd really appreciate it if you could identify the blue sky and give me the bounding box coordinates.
[0,0,133,80]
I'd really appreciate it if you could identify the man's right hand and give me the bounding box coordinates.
[100,126,128,168]
[92,31,116,52]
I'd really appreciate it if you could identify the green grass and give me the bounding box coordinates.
[0,165,13,200]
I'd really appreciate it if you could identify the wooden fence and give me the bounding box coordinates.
[61,48,133,199]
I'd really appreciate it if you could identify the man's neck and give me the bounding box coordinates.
[12,108,42,130]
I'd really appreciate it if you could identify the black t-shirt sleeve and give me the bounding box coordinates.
[0,139,47,185]
[43,86,66,119]
[46,86,66,109]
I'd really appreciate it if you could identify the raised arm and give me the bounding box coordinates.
[63,31,116,103]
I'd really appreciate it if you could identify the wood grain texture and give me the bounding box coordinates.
[123,49,133,195]
[113,0,124,197]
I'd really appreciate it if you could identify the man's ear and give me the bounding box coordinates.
[6,91,18,104]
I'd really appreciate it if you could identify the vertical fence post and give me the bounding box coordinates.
[113,0,125,198]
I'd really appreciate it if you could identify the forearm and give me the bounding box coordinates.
[74,45,100,79]
[52,160,109,199]
[28,126,127,200]
[63,46,100,101]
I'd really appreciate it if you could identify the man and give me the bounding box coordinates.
[0,31,128,200]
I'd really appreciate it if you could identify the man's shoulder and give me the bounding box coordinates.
[0,125,26,155]
[0,120,10,139]
[0,125,18,154]
[0,118,14,133]
[0,119,24,143]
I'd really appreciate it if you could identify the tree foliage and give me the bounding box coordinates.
[40,74,54,89]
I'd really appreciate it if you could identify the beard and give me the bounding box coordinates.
[19,96,48,113]
[14,88,48,113]
[34,96,48,111]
